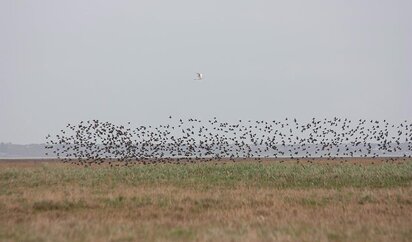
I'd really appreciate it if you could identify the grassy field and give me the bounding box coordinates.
[0,160,411,242]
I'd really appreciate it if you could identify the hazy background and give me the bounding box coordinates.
[1,0,411,144]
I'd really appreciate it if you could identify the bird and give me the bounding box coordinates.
[194,73,203,80]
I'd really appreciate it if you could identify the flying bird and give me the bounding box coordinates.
[194,73,203,80]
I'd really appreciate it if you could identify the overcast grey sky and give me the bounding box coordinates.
[1,0,411,144]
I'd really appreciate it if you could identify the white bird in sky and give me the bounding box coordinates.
[194,73,203,80]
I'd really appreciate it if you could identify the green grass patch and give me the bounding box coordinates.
[1,162,411,190]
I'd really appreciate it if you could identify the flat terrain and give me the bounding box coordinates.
[0,159,411,242]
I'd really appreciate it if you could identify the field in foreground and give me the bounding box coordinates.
[0,159,411,242]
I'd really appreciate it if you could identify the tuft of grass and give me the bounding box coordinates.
[130,196,152,207]
[102,196,126,208]
[396,195,412,205]
[191,198,226,212]
[167,227,195,240]
[32,199,89,211]
[300,197,329,207]
[358,193,377,205]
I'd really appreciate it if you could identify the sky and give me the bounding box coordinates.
[1,0,411,144]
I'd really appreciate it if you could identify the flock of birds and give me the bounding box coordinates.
[45,117,412,166]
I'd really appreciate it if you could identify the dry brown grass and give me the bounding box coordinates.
[0,160,411,242]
